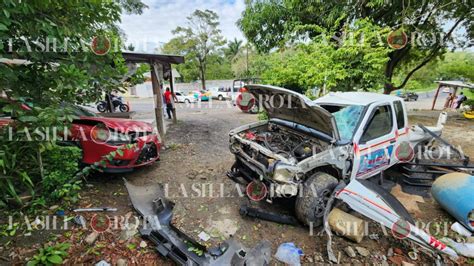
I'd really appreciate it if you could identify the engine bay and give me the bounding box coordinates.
[235,122,328,163]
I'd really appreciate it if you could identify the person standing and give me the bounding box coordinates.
[163,87,178,119]
[454,92,467,109]
[444,92,454,109]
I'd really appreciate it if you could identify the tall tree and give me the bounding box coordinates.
[0,0,146,205]
[226,38,243,59]
[239,0,472,94]
[166,9,225,90]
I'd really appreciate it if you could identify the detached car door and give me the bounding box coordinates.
[351,103,397,179]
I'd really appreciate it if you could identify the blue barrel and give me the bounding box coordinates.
[432,173,474,232]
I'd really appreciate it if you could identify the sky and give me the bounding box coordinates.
[119,0,246,53]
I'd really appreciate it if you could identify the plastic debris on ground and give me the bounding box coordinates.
[442,238,474,258]
[274,242,303,266]
[198,231,211,242]
[451,222,473,237]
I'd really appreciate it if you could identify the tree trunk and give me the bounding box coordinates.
[199,60,206,90]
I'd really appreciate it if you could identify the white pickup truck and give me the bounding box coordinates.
[229,85,458,259]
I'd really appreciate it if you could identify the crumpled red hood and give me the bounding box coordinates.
[78,117,154,133]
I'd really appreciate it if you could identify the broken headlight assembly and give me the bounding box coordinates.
[107,130,131,146]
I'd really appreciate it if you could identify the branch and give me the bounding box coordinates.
[396,17,464,89]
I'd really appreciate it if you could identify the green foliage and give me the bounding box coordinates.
[257,110,268,121]
[42,145,82,203]
[239,0,472,93]
[27,242,71,266]
[258,19,390,92]
[162,9,226,88]
[0,222,19,237]
[464,99,474,109]
[0,0,146,210]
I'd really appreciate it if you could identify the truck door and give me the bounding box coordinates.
[351,103,397,179]
[390,100,413,163]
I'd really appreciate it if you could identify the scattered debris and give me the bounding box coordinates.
[432,173,474,233]
[239,204,299,225]
[451,222,472,237]
[369,233,380,240]
[95,260,110,266]
[275,242,303,266]
[355,246,370,257]
[73,207,118,212]
[443,238,474,258]
[336,179,458,259]
[198,231,211,242]
[394,248,403,255]
[139,241,147,248]
[328,208,364,243]
[73,215,86,227]
[387,248,394,257]
[116,258,127,266]
[119,227,138,241]
[49,205,59,210]
[408,250,418,260]
[401,261,415,266]
[85,231,99,245]
[344,246,357,258]
[124,179,272,265]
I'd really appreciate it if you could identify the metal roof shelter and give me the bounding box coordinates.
[431,80,474,110]
[122,52,184,145]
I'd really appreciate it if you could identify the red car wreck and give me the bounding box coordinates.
[68,106,160,173]
[0,101,160,173]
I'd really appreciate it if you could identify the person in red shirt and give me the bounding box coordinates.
[163,87,177,119]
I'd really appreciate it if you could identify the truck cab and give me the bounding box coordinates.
[315,92,411,180]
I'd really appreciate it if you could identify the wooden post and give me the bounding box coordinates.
[169,67,177,123]
[431,84,441,110]
[151,62,165,145]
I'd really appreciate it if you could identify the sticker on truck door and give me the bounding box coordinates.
[357,145,394,177]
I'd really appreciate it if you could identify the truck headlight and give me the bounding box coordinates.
[273,165,295,183]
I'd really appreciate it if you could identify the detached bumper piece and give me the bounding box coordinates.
[335,179,458,259]
[124,180,271,266]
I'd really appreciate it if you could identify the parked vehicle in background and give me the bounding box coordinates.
[401,92,419,101]
[175,91,196,104]
[208,87,230,100]
[192,90,211,101]
[97,94,130,113]
[232,78,261,113]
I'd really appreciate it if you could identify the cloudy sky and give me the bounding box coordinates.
[119,0,246,52]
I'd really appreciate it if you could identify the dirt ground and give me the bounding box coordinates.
[2,102,474,265]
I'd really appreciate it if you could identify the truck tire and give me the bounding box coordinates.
[295,172,338,226]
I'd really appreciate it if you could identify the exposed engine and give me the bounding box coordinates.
[235,122,327,163]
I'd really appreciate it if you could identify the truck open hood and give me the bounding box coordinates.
[246,85,339,141]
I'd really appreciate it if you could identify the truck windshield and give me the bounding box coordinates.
[321,104,364,141]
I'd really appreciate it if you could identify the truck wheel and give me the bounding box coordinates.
[295,172,338,226]
[218,95,224,101]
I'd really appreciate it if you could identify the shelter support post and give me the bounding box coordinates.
[169,67,177,124]
[151,62,165,145]
[431,83,441,110]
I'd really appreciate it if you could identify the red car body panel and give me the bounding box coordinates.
[70,117,160,173]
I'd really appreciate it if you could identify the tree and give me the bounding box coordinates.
[165,9,225,89]
[226,38,243,59]
[0,1,146,206]
[239,0,473,94]
[257,20,390,93]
